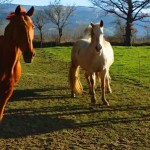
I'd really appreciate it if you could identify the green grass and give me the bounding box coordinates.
[0,46,150,150]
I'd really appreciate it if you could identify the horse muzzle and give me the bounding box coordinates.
[23,51,35,63]
[95,44,102,53]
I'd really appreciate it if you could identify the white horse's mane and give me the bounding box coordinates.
[83,24,92,39]
[83,23,104,40]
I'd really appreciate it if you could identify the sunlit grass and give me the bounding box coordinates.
[0,46,149,149]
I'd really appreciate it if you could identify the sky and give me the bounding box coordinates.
[12,0,91,6]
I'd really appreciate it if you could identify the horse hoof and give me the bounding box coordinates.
[91,97,97,104]
[89,91,92,94]
[102,98,110,106]
[103,101,110,106]
[71,93,76,98]
[108,90,112,94]
[106,89,112,94]
[91,101,96,105]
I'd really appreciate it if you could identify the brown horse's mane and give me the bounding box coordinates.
[6,12,15,20]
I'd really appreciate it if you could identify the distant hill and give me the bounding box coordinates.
[0,4,149,36]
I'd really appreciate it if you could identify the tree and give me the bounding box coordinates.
[73,23,87,40]
[33,10,47,48]
[44,0,75,43]
[0,0,12,33]
[0,19,4,34]
[89,0,150,46]
[144,25,150,41]
[112,16,126,43]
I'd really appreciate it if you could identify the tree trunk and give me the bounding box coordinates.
[58,28,62,43]
[125,22,132,46]
[40,30,43,48]
[125,0,133,46]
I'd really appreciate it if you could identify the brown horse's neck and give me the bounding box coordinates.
[0,36,21,73]
[1,23,21,71]
[0,35,21,122]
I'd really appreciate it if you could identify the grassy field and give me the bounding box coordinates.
[0,46,150,149]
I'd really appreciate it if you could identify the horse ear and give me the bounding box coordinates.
[26,6,34,16]
[90,22,94,27]
[100,20,103,27]
[15,5,21,16]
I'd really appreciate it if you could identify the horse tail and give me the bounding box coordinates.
[69,62,83,95]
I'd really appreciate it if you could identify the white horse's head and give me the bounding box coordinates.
[90,20,104,53]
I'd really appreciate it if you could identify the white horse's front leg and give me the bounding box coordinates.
[89,73,97,104]
[105,73,112,94]
[85,72,92,94]
[85,72,97,95]
[101,70,109,106]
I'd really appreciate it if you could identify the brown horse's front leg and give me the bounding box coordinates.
[0,78,15,122]
[0,62,21,122]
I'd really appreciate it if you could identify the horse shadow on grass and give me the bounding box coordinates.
[0,104,150,139]
[11,87,71,101]
[0,87,150,139]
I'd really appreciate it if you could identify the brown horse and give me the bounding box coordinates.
[0,5,35,122]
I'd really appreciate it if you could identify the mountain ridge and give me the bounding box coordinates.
[0,4,149,36]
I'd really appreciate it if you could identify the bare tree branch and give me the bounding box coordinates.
[44,0,75,43]
[33,10,48,47]
[89,0,150,45]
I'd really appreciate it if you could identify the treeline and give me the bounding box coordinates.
[0,0,150,47]
[31,0,150,47]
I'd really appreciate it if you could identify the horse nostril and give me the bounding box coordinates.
[33,52,35,57]
[95,46,98,51]
[96,45,102,52]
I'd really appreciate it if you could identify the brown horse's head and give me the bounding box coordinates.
[6,5,35,63]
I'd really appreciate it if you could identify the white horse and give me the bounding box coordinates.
[69,20,114,106]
